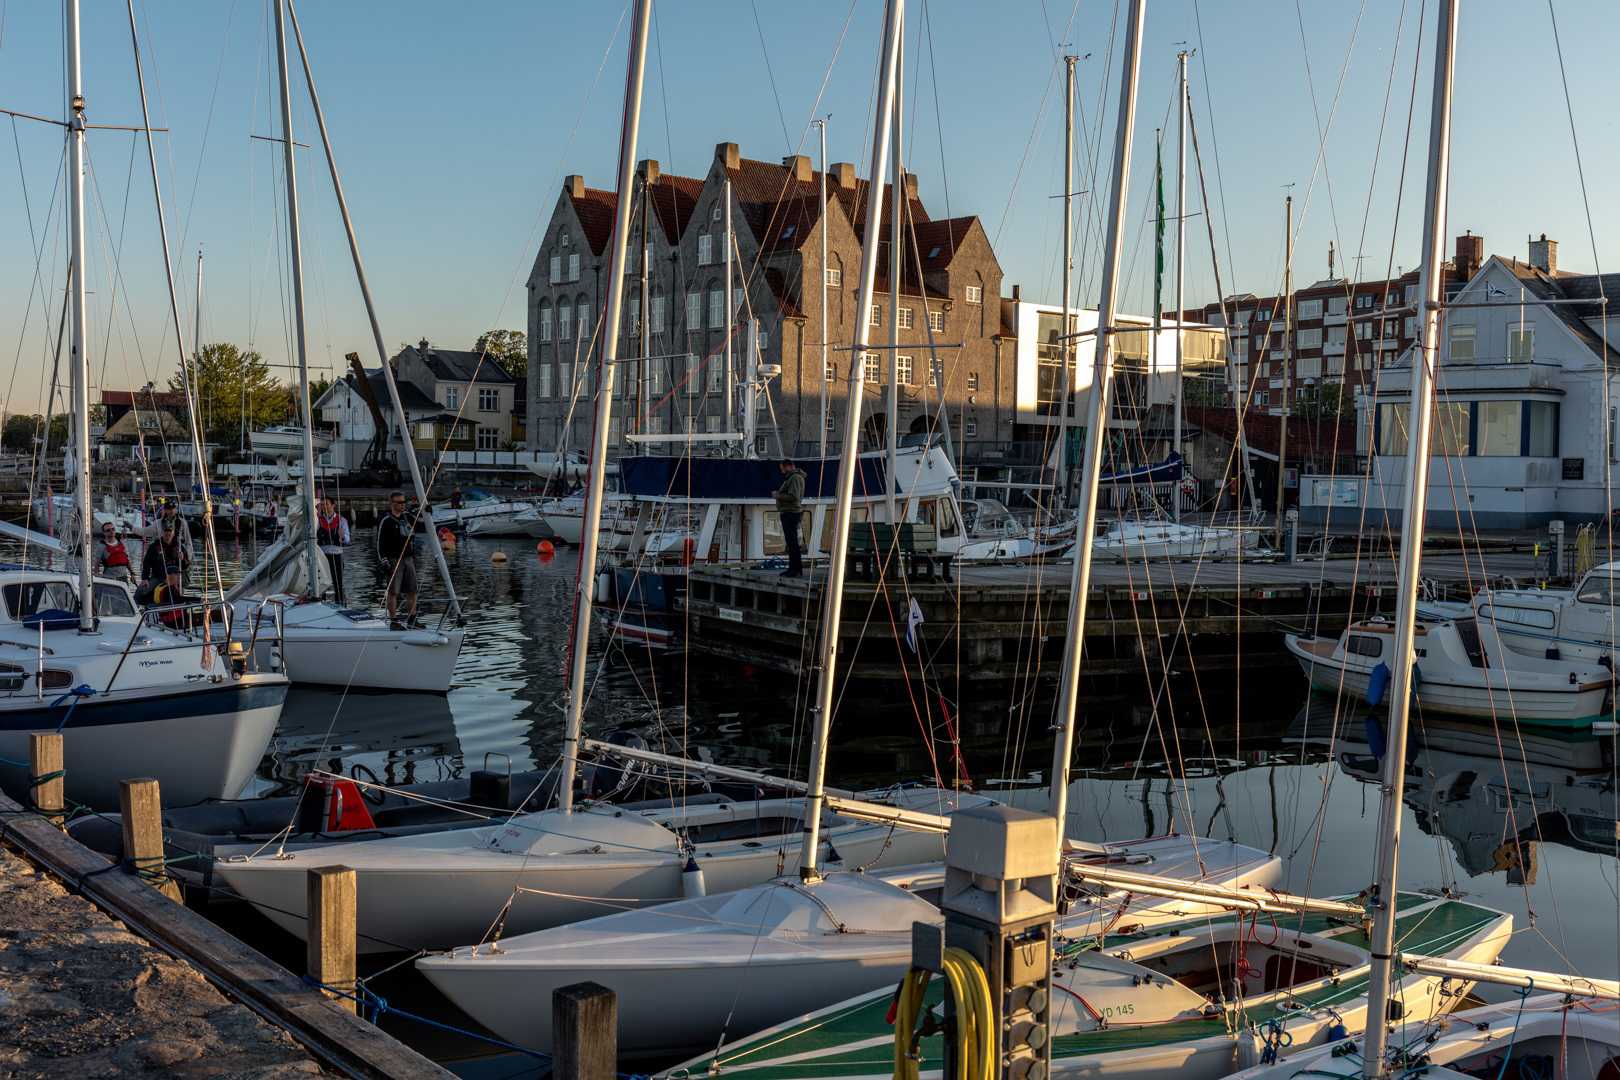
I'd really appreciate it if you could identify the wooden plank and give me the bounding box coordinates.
[0,790,452,1080]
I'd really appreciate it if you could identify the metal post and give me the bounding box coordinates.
[887,25,903,522]
[1273,194,1292,548]
[744,320,760,451]
[724,178,735,443]
[557,0,651,813]
[272,0,322,594]
[284,1,461,621]
[1055,55,1077,514]
[65,0,92,630]
[1173,50,1188,521]
[192,249,203,502]
[799,0,904,881]
[1361,2,1458,1074]
[1049,0,1146,839]
[816,118,830,461]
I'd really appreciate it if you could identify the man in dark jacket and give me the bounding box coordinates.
[774,459,806,578]
[376,491,419,629]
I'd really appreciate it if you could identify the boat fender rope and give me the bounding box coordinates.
[302,976,550,1059]
[50,684,96,732]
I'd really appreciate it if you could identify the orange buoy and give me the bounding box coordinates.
[491,549,509,565]
[437,526,457,551]
[537,539,556,559]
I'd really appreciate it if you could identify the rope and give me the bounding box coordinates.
[302,977,550,1060]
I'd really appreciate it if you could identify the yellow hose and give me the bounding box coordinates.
[891,947,996,1080]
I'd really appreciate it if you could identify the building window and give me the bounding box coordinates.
[896,355,913,384]
[964,418,978,438]
[930,358,944,388]
[898,307,914,330]
[825,414,836,433]
[1403,316,1418,338]
[1297,328,1322,349]
[414,421,435,440]
[538,303,552,342]
[1527,400,1558,456]
[1477,400,1520,456]
[536,364,552,398]
[826,265,842,288]
[548,255,561,283]
[1355,294,1373,310]
[698,233,713,265]
[648,417,666,435]
[476,425,500,450]
[687,290,702,330]
[733,287,745,318]
[928,311,944,332]
[1326,325,1346,348]
[1297,298,1323,320]
[709,288,725,327]
[966,370,979,391]
[1257,306,1273,322]
[478,387,499,412]
[870,305,882,328]
[712,204,723,223]
[558,364,572,398]
[576,301,591,339]
[1508,322,1535,362]
[863,352,880,383]
[445,386,460,410]
[647,366,663,395]
[825,358,837,383]
[965,285,983,304]
[686,354,699,395]
[707,359,722,393]
[567,253,580,281]
[1449,324,1476,361]
[651,295,666,332]
[1326,296,1347,316]
[705,415,723,434]
[758,330,770,351]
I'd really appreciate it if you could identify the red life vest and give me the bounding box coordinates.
[316,512,344,548]
[102,539,131,568]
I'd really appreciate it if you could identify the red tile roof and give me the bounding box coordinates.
[569,185,619,255]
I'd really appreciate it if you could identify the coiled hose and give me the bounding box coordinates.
[892,947,995,1080]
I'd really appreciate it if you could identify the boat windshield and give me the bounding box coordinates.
[3,580,137,620]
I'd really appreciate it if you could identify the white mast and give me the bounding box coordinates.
[1273,193,1292,548]
[283,0,462,622]
[556,0,652,813]
[639,171,651,441]
[1049,0,1147,837]
[272,0,321,594]
[191,248,203,501]
[1173,50,1187,522]
[799,0,904,881]
[65,0,92,630]
[723,178,735,445]
[886,27,902,522]
[1055,54,1077,513]
[816,118,829,460]
[1360,2,1458,1074]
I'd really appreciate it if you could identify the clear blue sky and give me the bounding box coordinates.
[1,0,1614,414]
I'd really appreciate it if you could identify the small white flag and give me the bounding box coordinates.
[904,597,925,653]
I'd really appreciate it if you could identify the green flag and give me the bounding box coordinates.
[1154,132,1165,321]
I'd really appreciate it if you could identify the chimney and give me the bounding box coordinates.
[715,141,740,170]
[638,158,660,184]
[1454,231,1484,280]
[1528,233,1557,274]
[563,174,585,199]
[782,154,811,182]
[902,172,919,201]
[1012,284,1022,303]
[417,338,430,355]
[830,162,857,190]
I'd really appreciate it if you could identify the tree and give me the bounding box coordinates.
[170,343,292,446]
[474,329,527,378]
[1295,383,1353,422]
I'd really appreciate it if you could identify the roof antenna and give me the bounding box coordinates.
[1328,240,1335,280]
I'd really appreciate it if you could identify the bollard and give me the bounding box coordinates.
[1285,508,1300,564]
[1548,520,1565,579]
[28,733,64,827]
[553,981,617,1080]
[119,778,181,902]
[307,866,357,1014]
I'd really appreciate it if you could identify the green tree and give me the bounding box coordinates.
[474,329,527,378]
[171,343,292,446]
[1295,383,1353,421]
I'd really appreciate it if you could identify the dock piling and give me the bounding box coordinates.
[553,981,617,1080]
[118,778,180,901]
[28,733,63,826]
[306,865,357,1013]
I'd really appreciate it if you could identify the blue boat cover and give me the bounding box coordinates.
[619,456,888,501]
[22,608,80,632]
[1100,451,1183,485]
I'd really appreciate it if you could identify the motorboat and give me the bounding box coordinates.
[250,425,333,458]
[463,505,543,538]
[417,834,1280,1058]
[213,784,994,954]
[431,489,534,532]
[1469,560,1620,665]
[1285,617,1615,728]
[660,890,1511,1079]
[0,567,288,808]
[957,497,1068,561]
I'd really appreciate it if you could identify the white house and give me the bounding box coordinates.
[315,370,445,472]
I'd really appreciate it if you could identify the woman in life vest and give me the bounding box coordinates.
[96,523,132,583]
[316,497,352,604]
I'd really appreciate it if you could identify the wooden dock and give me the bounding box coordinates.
[676,547,1550,684]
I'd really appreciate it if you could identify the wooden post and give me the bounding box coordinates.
[28,733,64,826]
[118,777,181,902]
[307,865,357,1014]
[553,981,617,1080]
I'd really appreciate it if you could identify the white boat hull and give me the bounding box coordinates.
[236,602,464,693]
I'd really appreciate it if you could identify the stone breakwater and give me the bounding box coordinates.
[0,844,322,1078]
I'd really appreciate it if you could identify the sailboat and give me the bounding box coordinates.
[224,0,464,694]
[0,0,289,810]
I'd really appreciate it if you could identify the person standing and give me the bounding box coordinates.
[315,497,352,605]
[96,523,133,583]
[138,500,194,574]
[140,520,190,599]
[773,458,806,579]
[376,491,420,630]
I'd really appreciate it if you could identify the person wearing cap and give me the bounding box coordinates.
[773,458,806,579]
[137,500,194,573]
[140,519,190,599]
[96,523,133,583]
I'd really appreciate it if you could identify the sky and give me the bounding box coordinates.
[1,0,1616,415]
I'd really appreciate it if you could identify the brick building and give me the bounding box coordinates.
[525,142,1009,462]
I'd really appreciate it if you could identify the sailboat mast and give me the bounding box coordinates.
[1048,0,1147,837]
[1173,50,1187,522]
[1273,194,1292,548]
[1360,2,1458,1073]
[816,118,829,460]
[272,0,321,593]
[556,0,652,814]
[724,178,735,444]
[886,28,902,522]
[1055,54,1076,513]
[639,172,651,440]
[192,249,203,499]
[283,0,462,622]
[799,0,904,882]
[65,0,92,630]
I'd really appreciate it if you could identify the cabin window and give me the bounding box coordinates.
[94,584,136,618]
[935,498,959,538]
[1479,603,1556,629]
[3,581,78,619]
[0,663,25,693]
[1576,573,1616,605]
[38,668,72,690]
[1347,635,1383,658]
[761,508,785,556]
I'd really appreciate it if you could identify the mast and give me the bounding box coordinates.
[1049,0,1147,837]
[1361,1,1457,1072]
[65,0,92,629]
[816,118,829,460]
[556,0,652,813]
[284,0,462,622]
[1055,54,1077,513]
[723,178,735,444]
[799,0,904,881]
[639,171,651,441]
[1273,193,1292,549]
[886,27,903,522]
[1173,50,1187,522]
[272,0,321,594]
[191,249,203,501]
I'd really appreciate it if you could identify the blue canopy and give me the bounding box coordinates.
[1099,452,1183,486]
[619,455,888,501]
